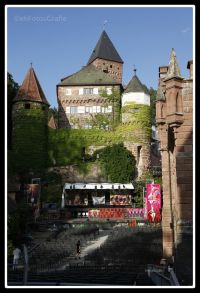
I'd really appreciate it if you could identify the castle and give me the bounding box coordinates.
[9,30,193,279]
[56,30,150,130]
[12,30,152,180]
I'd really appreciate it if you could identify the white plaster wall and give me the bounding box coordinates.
[122,92,150,106]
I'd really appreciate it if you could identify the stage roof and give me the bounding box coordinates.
[63,183,134,190]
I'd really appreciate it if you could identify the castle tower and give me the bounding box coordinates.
[12,66,50,174]
[121,71,151,178]
[87,30,123,83]
[122,72,150,108]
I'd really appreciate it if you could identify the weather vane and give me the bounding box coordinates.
[30,62,33,68]
[103,20,108,30]
[133,64,137,76]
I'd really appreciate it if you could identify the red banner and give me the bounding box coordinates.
[146,184,161,223]
[88,208,144,219]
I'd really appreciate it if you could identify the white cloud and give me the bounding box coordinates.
[181,27,190,33]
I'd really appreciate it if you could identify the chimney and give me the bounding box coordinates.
[187,60,193,79]
[159,66,168,79]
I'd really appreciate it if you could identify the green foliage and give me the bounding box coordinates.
[89,113,112,130]
[93,143,136,183]
[48,107,58,125]
[121,102,151,133]
[42,170,62,185]
[40,171,62,204]
[133,181,146,207]
[41,184,62,204]
[7,72,19,149]
[7,240,14,257]
[133,172,162,208]
[99,86,121,128]
[12,108,48,175]
[149,87,157,124]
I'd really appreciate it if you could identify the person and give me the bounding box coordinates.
[13,247,21,270]
[76,240,81,259]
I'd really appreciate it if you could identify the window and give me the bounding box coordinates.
[93,106,97,113]
[77,106,85,113]
[24,103,30,109]
[105,105,112,113]
[85,106,93,113]
[110,65,112,68]
[66,106,70,113]
[84,124,92,129]
[93,88,98,94]
[96,106,101,113]
[83,88,94,95]
[101,107,105,113]
[65,88,71,95]
[106,88,112,95]
[70,106,77,114]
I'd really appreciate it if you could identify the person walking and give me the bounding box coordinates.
[76,240,81,259]
[13,246,21,270]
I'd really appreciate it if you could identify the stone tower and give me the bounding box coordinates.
[87,30,123,83]
[156,49,193,275]
[12,66,50,174]
[122,71,151,178]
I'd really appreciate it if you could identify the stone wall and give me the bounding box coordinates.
[48,164,106,184]
[156,62,193,260]
[91,58,123,83]
[57,85,121,128]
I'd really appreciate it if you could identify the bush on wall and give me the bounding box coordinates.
[93,143,136,183]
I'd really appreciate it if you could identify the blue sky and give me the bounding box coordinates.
[6,5,194,108]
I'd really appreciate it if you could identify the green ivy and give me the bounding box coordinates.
[93,143,136,183]
[11,108,49,175]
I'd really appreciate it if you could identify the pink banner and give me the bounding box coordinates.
[146,184,161,222]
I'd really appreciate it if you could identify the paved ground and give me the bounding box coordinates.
[81,235,109,257]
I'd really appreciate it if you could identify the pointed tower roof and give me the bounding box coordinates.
[48,115,58,129]
[166,48,182,79]
[124,74,149,94]
[87,30,123,65]
[13,67,50,106]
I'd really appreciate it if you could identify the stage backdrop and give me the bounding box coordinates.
[65,193,88,205]
[110,194,132,205]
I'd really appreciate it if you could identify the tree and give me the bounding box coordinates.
[94,143,136,183]
[7,73,19,149]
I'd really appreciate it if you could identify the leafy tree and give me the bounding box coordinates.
[7,72,19,149]
[40,171,62,204]
[94,143,136,183]
[133,180,146,207]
